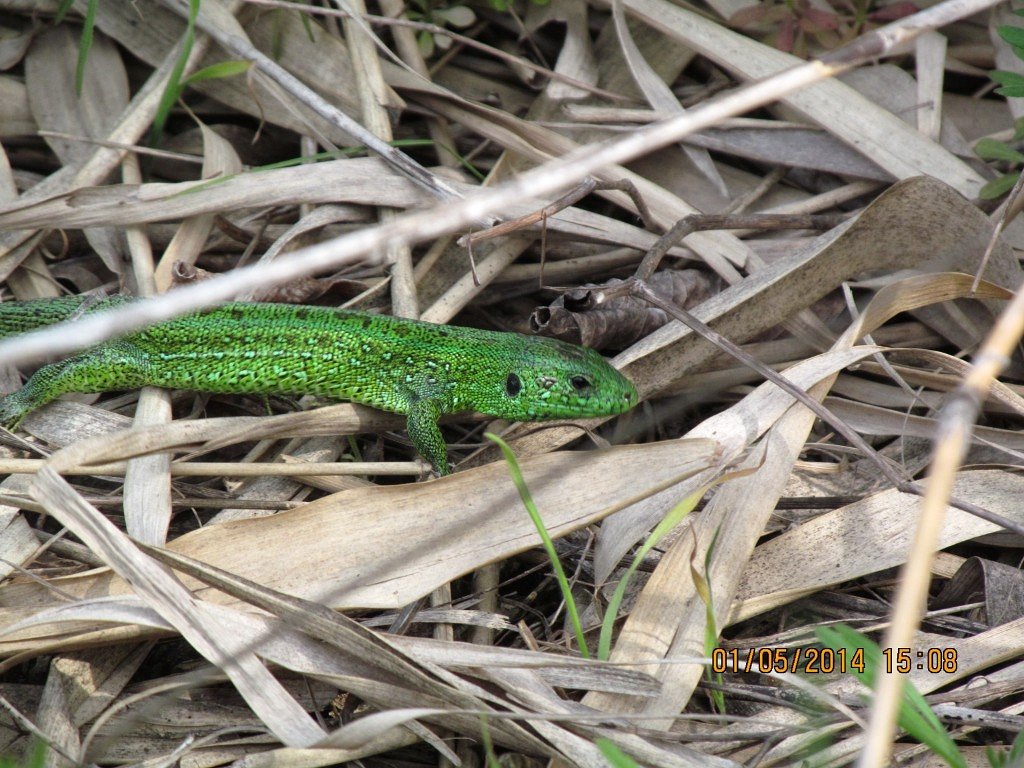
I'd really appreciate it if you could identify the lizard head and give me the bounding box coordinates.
[484,336,638,421]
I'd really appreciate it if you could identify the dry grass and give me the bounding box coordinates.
[0,0,1022,765]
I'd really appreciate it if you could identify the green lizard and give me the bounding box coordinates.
[0,296,637,475]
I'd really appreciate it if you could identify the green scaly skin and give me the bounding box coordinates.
[0,297,638,475]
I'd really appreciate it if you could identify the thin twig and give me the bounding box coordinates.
[36,131,205,164]
[635,213,849,280]
[973,167,1024,292]
[457,178,654,249]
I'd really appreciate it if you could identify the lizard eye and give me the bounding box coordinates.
[506,373,522,397]
[570,375,591,391]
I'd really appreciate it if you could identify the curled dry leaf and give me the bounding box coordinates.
[532,270,722,349]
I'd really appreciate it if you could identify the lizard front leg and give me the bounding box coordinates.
[405,397,449,476]
[0,341,151,428]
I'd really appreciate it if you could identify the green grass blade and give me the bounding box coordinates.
[182,60,252,87]
[595,737,640,767]
[479,715,501,768]
[297,5,316,42]
[698,525,726,713]
[597,484,706,660]
[54,0,76,24]
[153,0,200,141]
[0,738,47,768]
[74,0,99,95]
[486,433,589,658]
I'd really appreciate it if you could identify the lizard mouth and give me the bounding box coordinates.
[537,388,638,418]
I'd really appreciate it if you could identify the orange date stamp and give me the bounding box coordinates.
[711,647,958,675]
